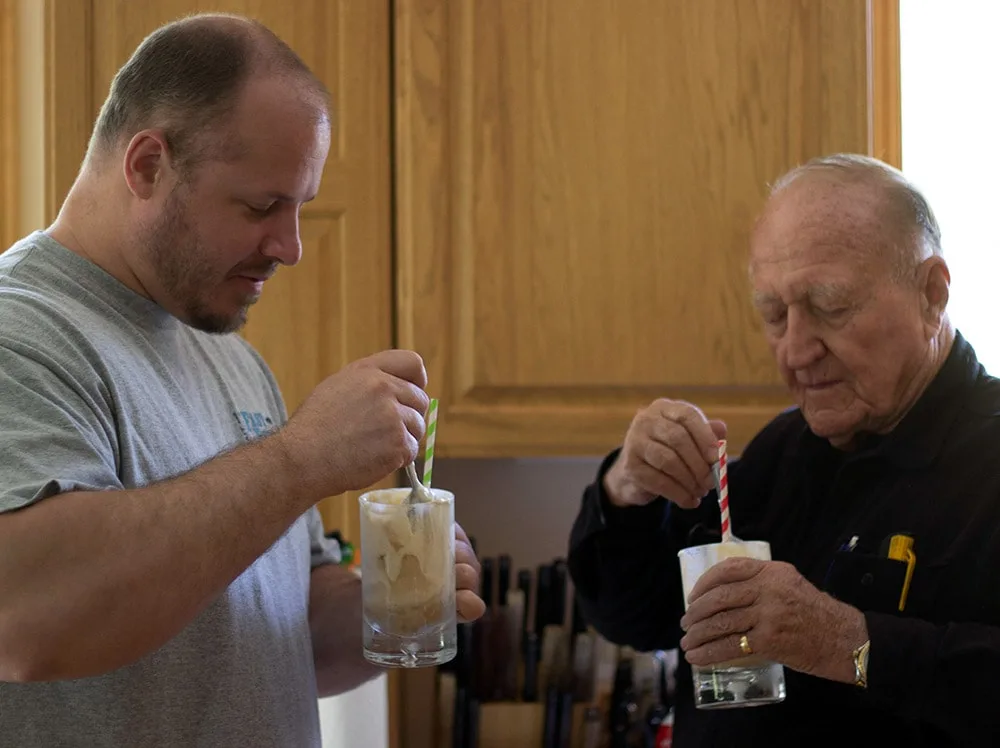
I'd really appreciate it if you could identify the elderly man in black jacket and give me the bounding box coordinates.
[569,153,1000,747]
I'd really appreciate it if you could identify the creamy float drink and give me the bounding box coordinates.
[678,540,786,708]
[359,487,456,667]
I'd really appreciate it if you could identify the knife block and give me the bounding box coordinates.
[478,702,588,748]
[435,697,591,748]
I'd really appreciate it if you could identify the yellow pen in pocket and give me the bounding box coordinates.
[886,534,916,612]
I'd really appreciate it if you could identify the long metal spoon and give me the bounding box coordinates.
[404,462,434,507]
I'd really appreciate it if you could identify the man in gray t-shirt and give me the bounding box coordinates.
[0,14,484,748]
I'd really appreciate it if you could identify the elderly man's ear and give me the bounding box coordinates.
[919,257,951,331]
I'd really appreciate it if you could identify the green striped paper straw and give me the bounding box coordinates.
[422,398,439,488]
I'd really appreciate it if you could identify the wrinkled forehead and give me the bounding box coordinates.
[749,178,892,285]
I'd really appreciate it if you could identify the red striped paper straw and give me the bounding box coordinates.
[717,439,732,542]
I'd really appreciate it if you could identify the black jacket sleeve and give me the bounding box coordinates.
[567,449,722,652]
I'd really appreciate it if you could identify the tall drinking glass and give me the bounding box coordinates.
[678,540,786,708]
[359,487,457,668]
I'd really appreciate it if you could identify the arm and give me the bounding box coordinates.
[309,564,380,698]
[0,432,317,682]
[680,557,1000,743]
[567,450,712,652]
[0,346,429,683]
[567,400,728,651]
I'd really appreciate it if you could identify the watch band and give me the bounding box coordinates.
[853,639,871,689]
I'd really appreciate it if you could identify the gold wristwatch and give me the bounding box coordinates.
[853,639,870,689]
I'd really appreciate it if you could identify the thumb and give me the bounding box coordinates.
[709,419,728,440]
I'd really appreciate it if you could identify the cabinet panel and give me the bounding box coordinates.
[395,0,875,457]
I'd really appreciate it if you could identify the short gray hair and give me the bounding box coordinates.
[88,13,329,173]
[771,153,942,279]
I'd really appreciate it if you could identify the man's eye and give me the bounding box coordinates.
[761,309,786,326]
[247,203,275,217]
[816,306,848,318]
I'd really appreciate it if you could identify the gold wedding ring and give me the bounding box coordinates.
[739,633,753,656]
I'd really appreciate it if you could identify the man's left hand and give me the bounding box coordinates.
[455,523,485,623]
[679,557,867,684]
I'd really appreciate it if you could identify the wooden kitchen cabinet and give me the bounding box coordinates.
[3,0,903,466]
[394,0,899,459]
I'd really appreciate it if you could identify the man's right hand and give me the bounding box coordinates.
[603,399,727,510]
[278,349,430,499]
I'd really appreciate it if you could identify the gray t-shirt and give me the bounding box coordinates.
[0,232,339,747]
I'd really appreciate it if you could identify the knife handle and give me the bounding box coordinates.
[522,631,540,702]
[497,554,511,607]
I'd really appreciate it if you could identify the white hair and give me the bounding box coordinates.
[771,153,943,279]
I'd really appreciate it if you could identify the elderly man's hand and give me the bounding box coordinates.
[455,523,485,623]
[678,557,867,684]
[603,399,728,510]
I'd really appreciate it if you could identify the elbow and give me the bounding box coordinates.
[0,610,124,683]
[0,659,47,684]
[0,623,57,683]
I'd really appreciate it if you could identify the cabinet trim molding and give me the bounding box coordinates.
[45,0,95,223]
[868,0,902,167]
[0,0,18,248]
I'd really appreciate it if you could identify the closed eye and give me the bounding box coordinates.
[814,305,850,319]
[246,202,276,218]
[757,305,787,326]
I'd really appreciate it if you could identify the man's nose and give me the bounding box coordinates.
[261,210,302,266]
[782,307,825,370]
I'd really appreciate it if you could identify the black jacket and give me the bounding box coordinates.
[569,334,1000,747]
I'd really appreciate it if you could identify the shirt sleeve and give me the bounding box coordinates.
[306,505,342,568]
[567,448,712,652]
[0,339,121,514]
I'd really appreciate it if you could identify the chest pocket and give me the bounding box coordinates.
[824,546,956,622]
[824,551,912,615]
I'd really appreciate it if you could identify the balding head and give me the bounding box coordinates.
[87,13,329,174]
[748,153,953,449]
[765,153,942,283]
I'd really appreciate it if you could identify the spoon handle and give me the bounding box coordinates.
[406,462,422,490]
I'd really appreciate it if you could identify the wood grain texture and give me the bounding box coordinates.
[0,0,17,250]
[868,0,902,167]
[44,0,93,221]
[395,0,874,457]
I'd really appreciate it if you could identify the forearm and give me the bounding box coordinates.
[0,430,315,682]
[568,477,683,652]
[861,613,1000,741]
[309,564,380,697]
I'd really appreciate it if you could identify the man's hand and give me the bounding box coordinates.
[678,558,868,684]
[455,523,485,623]
[279,350,430,500]
[603,399,728,509]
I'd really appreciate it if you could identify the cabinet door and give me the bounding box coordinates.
[395,0,884,457]
[0,1,18,250]
[41,0,393,541]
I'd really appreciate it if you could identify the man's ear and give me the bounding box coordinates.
[122,129,174,199]
[919,256,951,332]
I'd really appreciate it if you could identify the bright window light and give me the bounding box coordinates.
[900,1,1000,372]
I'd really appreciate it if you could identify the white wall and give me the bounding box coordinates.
[319,674,389,748]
